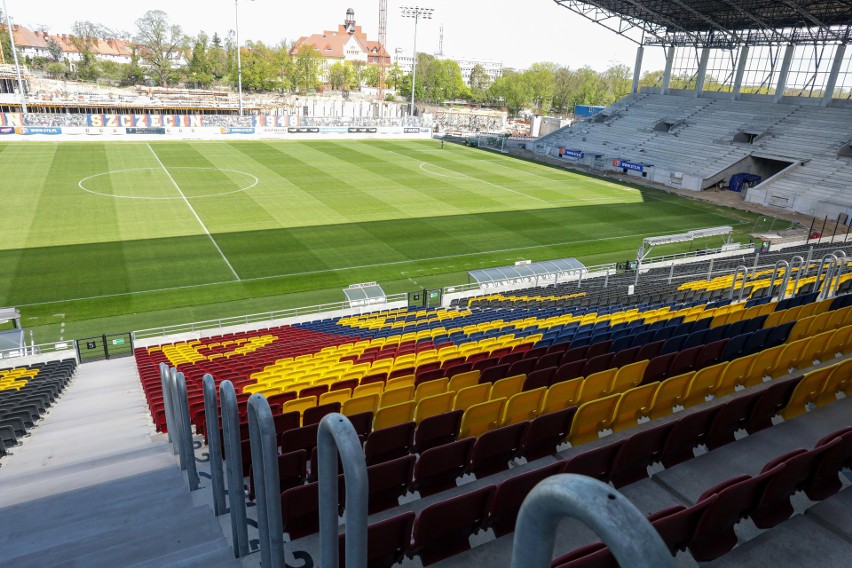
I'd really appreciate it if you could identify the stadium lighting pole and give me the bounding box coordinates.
[234,0,253,115]
[401,6,434,117]
[3,0,28,114]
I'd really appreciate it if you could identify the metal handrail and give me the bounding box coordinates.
[832,250,848,295]
[202,374,226,516]
[789,256,805,296]
[220,380,249,557]
[318,413,369,568]
[729,265,750,301]
[247,394,285,568]
[814,254,838,301]
[768,260,790,301]
[171,369,200,490]
[160,363,177,451]
[510,474,673,568]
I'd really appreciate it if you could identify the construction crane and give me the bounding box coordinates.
[377,0,388,100]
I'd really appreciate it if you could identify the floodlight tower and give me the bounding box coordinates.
[400,6,434,117]
[3,0,27,113]
[234,0,254,115]
[377,0,388,99]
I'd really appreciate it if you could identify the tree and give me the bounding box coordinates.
[0,10,13,64]
[45,37,64,63]
[70,21,107,81]
[187,32,213,88]
[489,69,533,115]
[424,59,468,103]
[239,40,280,91]
[99,60,124,84]
[292,43,321,94]
[469,63,492,103]
[122,45,146,86]
[525,62,557,113]
[387,62,403,90]
[361,64,378,88]
[135,10,187,86]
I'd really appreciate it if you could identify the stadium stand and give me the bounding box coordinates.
[0,359,75,456]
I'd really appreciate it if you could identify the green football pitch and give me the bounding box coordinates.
[0,139,771,343]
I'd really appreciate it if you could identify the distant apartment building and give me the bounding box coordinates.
[10,24,134,65]
[393,52,503,87]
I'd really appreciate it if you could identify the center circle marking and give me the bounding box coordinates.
[78,167,259,200]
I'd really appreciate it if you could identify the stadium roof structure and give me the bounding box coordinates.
[468,258,586,286]
[552,1,852,47]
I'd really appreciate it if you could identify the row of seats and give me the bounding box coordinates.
[0,359,76,456]
[552,427,852,567]
[325,390,852,567]
[250,356,850,542]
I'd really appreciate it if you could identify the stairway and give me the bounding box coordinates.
[0,357,239,568]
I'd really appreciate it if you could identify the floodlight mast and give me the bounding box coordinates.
[400,6,434,117]
[235,0,254,115]
[3,0,28,114]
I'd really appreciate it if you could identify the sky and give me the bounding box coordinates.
[3,0,667,72]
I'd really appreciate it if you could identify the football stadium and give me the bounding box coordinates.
[0,1,851,567]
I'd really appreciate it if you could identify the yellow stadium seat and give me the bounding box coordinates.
[788,315,818,342]
[380,385,415,408]
[281,396,317,423]
[611,384,657,432]
[453,383,490,412]
[717,354,760,397]
[775,338,811,375]
[565,394,620,446]
[341,393,380,417]
[825,306,852,332]
[683,362,727,408]
[578,368,618,404]
[781,366,835,420]
[489,374,525,401]
[319,389,351,407]
[817,358,852,405]
[386,374,415,390]
[748,345,787,382]
[502,387,547,425]
[610,360,649,394]
[447,370,480,393]
[823,327,850,361]
[414,378,449,403]
[414,392,455,423]
[459,398,507,439]
[373,401,415,430]
[648,372,695,419]
[806,311,834,337]
[353,382,385,399]
[541,378,583,415]
[764,306,800,329]
[800,330,837,366]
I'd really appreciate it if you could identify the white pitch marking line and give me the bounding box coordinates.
[146,144,241,281]
[16,228,691,308]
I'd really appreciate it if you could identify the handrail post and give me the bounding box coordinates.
[203,374,227,516]
[510,474,673,568]
[769,260,789,301]
[247,394,284,568]
[318,413,369,568]
[832,250,848,295]
[789,255,805,296]
[815,254,838,300]
[728,265,749,301]
[160,363,177,451]
[220,380,249,558]
[173,371,200,490]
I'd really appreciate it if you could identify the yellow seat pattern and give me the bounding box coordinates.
[781,365,835,420]
[648,372,694,419]
[578,368,618,404]
[447,370,480,393]
[611,383,657,432]
[341,393,379,417]
[683,362,727,408]
[453,383,490,412]
[489,374,525,401]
